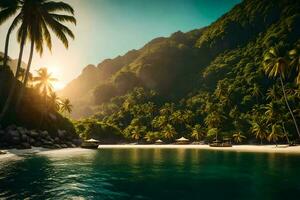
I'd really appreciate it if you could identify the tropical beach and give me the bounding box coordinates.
[1,0,300,199]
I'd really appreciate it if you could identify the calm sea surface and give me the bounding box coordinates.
[0,148,300,200]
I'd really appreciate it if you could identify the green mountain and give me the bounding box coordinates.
[60,0,300,131]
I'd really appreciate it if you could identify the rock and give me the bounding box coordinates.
[71,144,77,148]
[17,143,31,149]
[58,130,67,138]
[42,144,56,149]
[17,127,25,134]
[54,137,60,143]
[54,144,61,148]
[72,139,82,146]
[61,144,68,148]
[66,142,73,147]
[0,150,6,155]
[40,131,49,138]
[11,136,20,144]
[8,130,19,138]
[32,141,42,147]
[6,124,17,131]
[29,130,39,138]
[29,138,36,145]
[21,133,29,142]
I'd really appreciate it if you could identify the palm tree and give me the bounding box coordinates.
[33,68,57,98]
[162,124,177,141]
[60,98,73,116]
[263,46,300,138]
[232,132,246,144]
[0,0,21,68]
[267,124,283,147]
[48,92,60,111]
[251,121,267,144]
[252,83,262,103]
[204,111,224,129]
[264,102,279,123]
[0,0,76,121]
[19,0,76,105]
[266,85,280,100]
[191,124,206,141]
[131,128,142,141]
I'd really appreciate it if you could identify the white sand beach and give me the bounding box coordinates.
[98,144,300,154]
[1,145,300,160]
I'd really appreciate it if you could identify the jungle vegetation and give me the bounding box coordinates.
[73,0,300,144]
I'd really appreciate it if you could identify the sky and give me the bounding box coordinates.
[0,0,241,90]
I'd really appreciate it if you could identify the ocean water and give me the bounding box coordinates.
[0,148,299,200]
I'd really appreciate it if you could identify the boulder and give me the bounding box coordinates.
[42,144,56,149]
[6,124,17,131]
[0,150,6,155]
[54,137,60,143]
[17,127,26,134]
[17,143,31,149]
[40,131,49,138]
[58,130,67,138]
[29,130,39,138]
[61,144,68,148]
[32,141,42,147]
[72,139,82,146]
[8,130,19,138]
[29,138,36,145]
[11,136,20,144]
[54,144,61,148]
[66,142,73,147]
[21,133,29,142]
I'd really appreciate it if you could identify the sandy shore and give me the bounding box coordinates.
[1,145,300,160]
[98,144,300,154]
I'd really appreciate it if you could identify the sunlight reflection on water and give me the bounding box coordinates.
[0,148,299,200]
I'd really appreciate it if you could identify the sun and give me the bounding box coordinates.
[46,65,65,91]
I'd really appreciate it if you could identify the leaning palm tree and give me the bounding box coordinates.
[0,0,21,68]
[0,0,76,121]
[17,0,76,107]
[263,46,300,138]
[232,132,246,144]
[60,98,73,116]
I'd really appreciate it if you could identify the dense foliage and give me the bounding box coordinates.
[73,0,300,144]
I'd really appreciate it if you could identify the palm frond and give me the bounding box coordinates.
[43,2,74,15]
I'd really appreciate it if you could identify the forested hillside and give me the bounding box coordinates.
[61,0,300,143]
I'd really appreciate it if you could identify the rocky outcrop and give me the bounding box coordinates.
[0,125,82,149]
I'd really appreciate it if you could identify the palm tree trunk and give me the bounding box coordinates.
[16,40,35,109]
[0,32,26,123]
[282,122,290,144]
[3,25,13,68]
[279,77,300,139]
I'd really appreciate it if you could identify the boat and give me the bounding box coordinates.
[209,140,232,147]
[81,139,100,149]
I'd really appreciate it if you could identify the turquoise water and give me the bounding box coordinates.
[0,148,300,200]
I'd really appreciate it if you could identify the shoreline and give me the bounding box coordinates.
[1,145,300,159]
[98,144,300,154]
